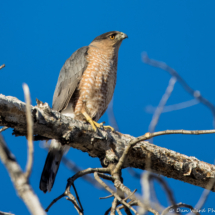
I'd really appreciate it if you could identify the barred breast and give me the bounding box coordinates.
[71,45,118,122]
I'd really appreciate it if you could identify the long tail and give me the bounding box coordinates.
[39,140,69,193]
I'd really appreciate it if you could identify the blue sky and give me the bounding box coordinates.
[1,1,215,214]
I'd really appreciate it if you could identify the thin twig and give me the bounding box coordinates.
[0,64,5,70]
[124,207,133,215]
[140,150,151,211]
[110,198,118,215]
[46,191,83,214]
[105,202,121,215]
[65,191,83,215]
[150,174,176,207]
[131,129,215,146]
[116,201,137,215]
[94,172,139,215]
[149,174,179,214]
[116,207,123,215]
[149,77,177,140]
[113,179,156,214]
[65,198,83,215]
[149,181,165,213]
[100,194,114,200]
[23,84,33,179]
[141,171,150,210]
[187,177,215,215]
[98,173,114,182]
[143,53,215,127]
[140,153,152,214]
[0,212,15,215]
[46,168,110,212]
[161,202,200,215]
[72,183,83,212]
[62,156,108,189]
[148,208,160,215]
[45,194,65,212]
[124,189,137,201]
[67,167,110,186]
[107,98,119,131]
[104,207,111,215]
[0,127,8,133]
[145,99,199,113]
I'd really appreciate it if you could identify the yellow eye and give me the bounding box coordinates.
[110,35,115,40]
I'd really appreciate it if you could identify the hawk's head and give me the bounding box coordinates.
[91,31,128,50]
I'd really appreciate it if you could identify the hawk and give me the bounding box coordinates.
[40,31,128,193]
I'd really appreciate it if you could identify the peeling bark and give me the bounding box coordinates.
[0,94,215,191]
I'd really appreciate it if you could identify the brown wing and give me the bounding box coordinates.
[52,46,89,111]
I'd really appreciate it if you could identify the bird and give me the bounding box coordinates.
[39,31,128,193]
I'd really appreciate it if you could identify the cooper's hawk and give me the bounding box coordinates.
[40,31,128,193]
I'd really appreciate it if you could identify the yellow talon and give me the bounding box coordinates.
[102,125,115,132]
[82,111,114,132]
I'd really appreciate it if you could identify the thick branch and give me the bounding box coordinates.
[0,135,46,215]
[1,94,215,191]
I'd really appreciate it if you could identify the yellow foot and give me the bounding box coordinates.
[82,111,114,132]
[101,125,115,132]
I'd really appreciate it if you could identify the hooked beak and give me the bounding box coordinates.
[120,32,128,39]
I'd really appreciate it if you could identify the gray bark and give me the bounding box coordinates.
[0,94,215,191]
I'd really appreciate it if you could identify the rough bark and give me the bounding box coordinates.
[0,94,215,191]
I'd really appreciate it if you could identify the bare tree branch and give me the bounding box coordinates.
[65,193,83,215]
[45,194,65,212]
[110,198,118,215]
[0,212,14,215]
[143,53,215,127]
[0,126,8,133]
[1,94,215,191]
[107,98,119,131]
[145,99,199,114]
[46,193,66,212]
[161,203,200,215]
[72,184,84,213]
[116,202,137,215]
[23,84,33,179]
[187,177,215,215]
[113,130,215,176]
[148,77,176,138]
[100,194,114,200]
[46,168,110,212]
[62,156,106,190]
[0,64,5,70]
[0,135,46,215]
[94,172,139,215]
[149,174,176,207]
[113,177,159,215]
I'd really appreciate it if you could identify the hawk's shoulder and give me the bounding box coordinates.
[52,46,89,111]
